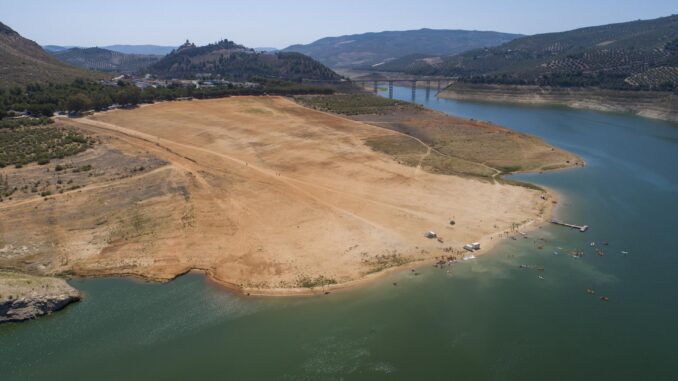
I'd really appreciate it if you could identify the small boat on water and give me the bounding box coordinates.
[590,242,596,247]
[462,255,476,261]
[537,275,545,280]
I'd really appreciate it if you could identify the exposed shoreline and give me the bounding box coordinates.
[439,83,678,123]
[0,271,81,324]
[55,179,565,299]
[240,185,561,296]
[58,189,559,298]
[1,96,581,316]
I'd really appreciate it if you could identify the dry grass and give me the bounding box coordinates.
[354,108,580,176]
[300,94,581,177]
[0,271,78,301]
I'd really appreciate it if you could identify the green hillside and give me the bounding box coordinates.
[51,47,161,74]
[370,53,447,73]
[403,15,678,90]
[0,21,99,88]
[146,39,341,81]
[284,29,522,69]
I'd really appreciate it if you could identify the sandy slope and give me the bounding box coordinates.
[0,97,554,295]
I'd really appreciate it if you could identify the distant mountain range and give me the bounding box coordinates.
[44,44,176,56]
[42,45,77,52]
[283,29,522,69]
[50,47,162,74]
[100,45,176,55]
[145,39,340,81]
[5,15,677,92]
[396,15,678,90]
[0,21,99,87]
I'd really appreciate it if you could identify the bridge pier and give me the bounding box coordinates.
[411,80,416,102]
[388,81,393,99]
[437,80,441,92]
[373,80,378,93]
[425,80,431,101]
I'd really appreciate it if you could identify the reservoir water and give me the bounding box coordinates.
[1,87,677,380]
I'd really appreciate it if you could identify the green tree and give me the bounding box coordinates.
[66,94,91,114]
[90,93,112,111]
[116,87,141,106]
[26,104,55,117]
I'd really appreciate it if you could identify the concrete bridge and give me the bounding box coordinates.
[302,76,457,101]
[354,77,456,100]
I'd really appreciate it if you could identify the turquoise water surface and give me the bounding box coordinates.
[1,87,676,380]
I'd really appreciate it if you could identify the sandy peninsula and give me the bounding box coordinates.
[0,96,578,296]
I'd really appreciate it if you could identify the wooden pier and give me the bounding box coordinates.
[551,220,589,232]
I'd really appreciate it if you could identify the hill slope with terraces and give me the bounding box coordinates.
[407,15,678,91]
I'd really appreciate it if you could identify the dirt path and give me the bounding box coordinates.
[1,97,553,295]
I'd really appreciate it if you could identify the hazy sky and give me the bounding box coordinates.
[2,0,676,48]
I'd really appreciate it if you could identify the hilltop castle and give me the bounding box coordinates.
[177,39,196,52]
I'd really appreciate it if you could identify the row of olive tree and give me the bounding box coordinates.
[0,78,333,119]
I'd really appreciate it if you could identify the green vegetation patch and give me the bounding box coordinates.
[421,151,497,178]
[365,134,427,156]
[0,125,92,168]
[365,135,496,178]
[295,274,337,289]
[298,94,416,115]
[397,15,678,91]
[0,79,334,119]
[362,251,412,275]
[0,117,53,129]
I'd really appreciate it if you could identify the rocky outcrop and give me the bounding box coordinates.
[440,84,678,123]
[0,272,81,323]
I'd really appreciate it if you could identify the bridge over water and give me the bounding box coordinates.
[357,77,456,100]
[302,76,457,101]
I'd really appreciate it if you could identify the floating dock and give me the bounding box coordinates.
[551,220,588,232]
